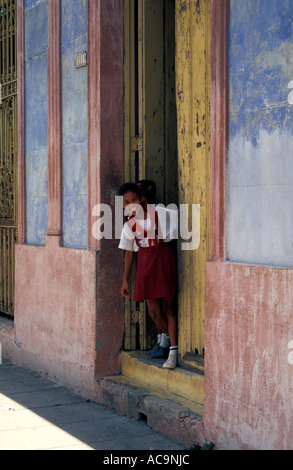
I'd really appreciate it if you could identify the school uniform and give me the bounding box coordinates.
[118,205,178,301]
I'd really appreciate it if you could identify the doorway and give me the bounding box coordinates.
[124,0,178,351]
[123,0,211,365]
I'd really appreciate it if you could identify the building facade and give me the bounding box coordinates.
[0,0,292,450]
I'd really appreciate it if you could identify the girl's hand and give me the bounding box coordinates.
[121,279,130,297]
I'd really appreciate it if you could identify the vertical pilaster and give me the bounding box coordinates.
[17,0,26,244]
[87,0,101,251]
[88,0,125,376]
[210,0,229,260]
[46,0,62,241]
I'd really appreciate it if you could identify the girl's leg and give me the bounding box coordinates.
[147,298,170,358]
[146,298,169,335]
[163,296,177,346]
[162,296,178,369]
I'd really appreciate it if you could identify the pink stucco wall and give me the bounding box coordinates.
[0,0,125,400]
[0,237,99,399]
[204,261,293,450]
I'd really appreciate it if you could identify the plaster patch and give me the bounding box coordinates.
[226,129,293,267]
[256,42,293,78]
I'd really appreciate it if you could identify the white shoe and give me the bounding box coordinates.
[163,351,178,369]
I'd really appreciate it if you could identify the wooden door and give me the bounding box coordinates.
[124,0,177,350]
[123,0,211,362]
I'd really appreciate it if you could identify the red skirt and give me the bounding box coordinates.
[133,242,177,301]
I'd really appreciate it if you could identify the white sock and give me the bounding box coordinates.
[160,333,170,348]
[157,333,162,345]
[169,346,178,356]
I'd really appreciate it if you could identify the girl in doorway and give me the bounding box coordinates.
[118,182,178,369]
[136,179,164,356]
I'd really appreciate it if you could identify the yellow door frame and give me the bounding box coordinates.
[176,0,211,359]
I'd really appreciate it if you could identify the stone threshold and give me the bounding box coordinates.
[96,351,205,448]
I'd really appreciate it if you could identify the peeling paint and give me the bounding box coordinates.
[25,0,48,245]
[227,0,293,268]
[205,262,293,450]
[229,1,293,145]
[179,1,187,15]
[61,0,88,248]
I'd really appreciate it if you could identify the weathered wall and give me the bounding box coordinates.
[1,0,124,397]
[204,0,293,450]
[226,0,293,267]
[24,0,88,248]
[61,0,88,248]
[93,0,125,377]
[25,0,48,245]
[204,261,293,450]
[3,238,99,399]
[13,0,93,393]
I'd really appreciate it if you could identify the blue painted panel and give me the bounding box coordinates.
[26,197,48,246]
[24,0,88,248]
[229,0,293,144]
[226,0,293,267]
[63,195,88,249]
[24,0,45,10]
[25,54,48,106]
[26,148,48,199]
[61,34,87,95]
[62,141,87,248]
[25,1,48,246]
[61,0,87,45]
[62,143,87,197]
[25,100,48,152]
[25,0,48,59]
[61,0,88,249]
[62,90,87,146]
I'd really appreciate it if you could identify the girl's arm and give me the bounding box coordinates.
[121,250,134,297]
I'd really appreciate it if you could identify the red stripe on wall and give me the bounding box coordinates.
[210,0,229,260]
[46,0,62,240]
[87,0,101,251]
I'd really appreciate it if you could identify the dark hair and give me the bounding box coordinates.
[117,182,142,197]
[136,179,156,203]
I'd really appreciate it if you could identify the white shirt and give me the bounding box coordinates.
[118,205,178,252]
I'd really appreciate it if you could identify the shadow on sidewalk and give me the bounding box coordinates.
[0,357,185,451]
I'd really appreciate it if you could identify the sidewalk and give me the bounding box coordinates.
[0,357,186,451]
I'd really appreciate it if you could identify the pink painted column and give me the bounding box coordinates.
[87,0,101,251]
[17,0,25,244]
[209,0,229,260]
[46,0,62,242]
[87,0,125,377]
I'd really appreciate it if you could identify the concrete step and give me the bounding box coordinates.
[96,351,205,448]
[121,351,204,405]
[180,352,204,375]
